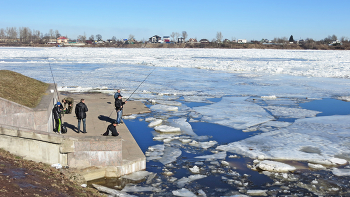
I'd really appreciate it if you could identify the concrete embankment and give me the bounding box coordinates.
[0,85,150,181]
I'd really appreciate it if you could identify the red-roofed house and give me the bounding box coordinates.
[57,36,68,44]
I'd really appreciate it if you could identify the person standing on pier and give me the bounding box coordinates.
[114,89,122,99]
[75,99,88,133]
[115,95,126,125]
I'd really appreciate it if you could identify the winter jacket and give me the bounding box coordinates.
[75,102,88,119]
[52,104,62,119]
[114,92,121,99]
[115,98,125,111]
[103,123,119,136]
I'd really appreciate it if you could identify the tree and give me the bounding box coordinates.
[289,35,294,42]
[96,34,102,41]
[78,35,86,42]
[216,32,223,43]
[170,32,176,42]
[6,27,18,39]
[49,29,54,38]
[111,36,116,42]
[55,30,60,38]
[0,28,5,39]
[89,35,94,41]
[182,31,188,42]
[175,32,180,42]
[128,34,135,41]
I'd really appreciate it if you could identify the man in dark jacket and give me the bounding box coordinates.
[115,95,126,125]
[52,102,63,133]
[102,121,119,136]
[75,99,88,133]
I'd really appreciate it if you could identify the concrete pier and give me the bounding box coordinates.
[0,85,150,181]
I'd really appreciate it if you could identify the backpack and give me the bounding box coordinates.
[61,125,67,134]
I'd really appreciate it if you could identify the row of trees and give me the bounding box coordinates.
[0,27,62,44]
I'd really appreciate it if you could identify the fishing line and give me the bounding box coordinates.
[47,57,60,102]
[126,67,156,101]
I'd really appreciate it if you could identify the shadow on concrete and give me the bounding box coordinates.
[98,115,115,124]
[63,122,78,132]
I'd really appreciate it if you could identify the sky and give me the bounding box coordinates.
[1,0,349,41]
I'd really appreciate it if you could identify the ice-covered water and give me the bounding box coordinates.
[1,47,350,196]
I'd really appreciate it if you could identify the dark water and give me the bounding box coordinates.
[89,98,350,196]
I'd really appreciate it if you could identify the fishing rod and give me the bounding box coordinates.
[47,57,60,102]
[126,67,156,101]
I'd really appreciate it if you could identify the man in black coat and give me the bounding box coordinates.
[115,95,127,125]
[102,121,119,136]
[75,99,88,133]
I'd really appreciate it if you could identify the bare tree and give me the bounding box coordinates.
[78,35,86,42]
[175,32,180,43]
[128,34,135,41]
[182,31,188,42]
[216,32,223,43]
[6,27,18,39]
[0,28,5,39]
[96,34,102,41]
[55,30,61,38]
[49,29,54,39]
[19,27,32,43]
[89,35,94,41]
[170,32,176,42]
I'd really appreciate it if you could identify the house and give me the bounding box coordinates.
[188,38,197,43]
[199,39,209,44]
[178,37,184,43]
[57,36,68,44]
[163,36,170,43]
[85,40,93,45]
[149,35,162,43]
[237,39,247,44]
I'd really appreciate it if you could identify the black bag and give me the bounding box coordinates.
[61,125,67,134]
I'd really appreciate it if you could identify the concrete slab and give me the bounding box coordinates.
[59,92,149,177]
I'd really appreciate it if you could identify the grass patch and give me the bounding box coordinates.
[0,70,49,108]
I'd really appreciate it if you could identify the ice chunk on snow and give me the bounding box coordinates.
[195,151,226,160]
[264,106,321,118]
[217,115,350,164]
[150,104,178,111]
[172,188,197,197]
[148,119,163,127]
[194,97,274,130]
[332,168,350,176]
[177,174,207,188]
[121,171,151,181]
[154,125,181,132]
[158,147,182,165]
[255,160,296,172]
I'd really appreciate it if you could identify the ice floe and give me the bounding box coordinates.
[176,174,207,187]
[172,188,197,197]
[264,106,321,118]
[154,125,181,133]
[254,160,296,172]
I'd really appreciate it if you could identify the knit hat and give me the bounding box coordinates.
[57,102,61,105]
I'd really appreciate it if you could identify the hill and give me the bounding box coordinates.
[0,70,49,108]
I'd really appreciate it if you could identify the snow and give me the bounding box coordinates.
[194,97,274,130]
[217,115,350,163]
[264,106,321,118]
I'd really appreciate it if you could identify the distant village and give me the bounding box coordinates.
[0,27,348,49]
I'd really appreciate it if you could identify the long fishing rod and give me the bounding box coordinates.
[47,57,60,102]
[126,67,156,101]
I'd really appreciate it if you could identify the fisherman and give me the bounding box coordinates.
[102,120,119,136]
[114,89,122,99]
[52,102,63,133]
[75,99,88,133]
[62,97,74,114]
[115,95,127,125]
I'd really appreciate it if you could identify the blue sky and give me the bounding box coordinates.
[1,0,349,41]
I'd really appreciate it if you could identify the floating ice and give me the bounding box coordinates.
[154,125,181,133]
[150,104,178,112]
[246,189,268,196]
[195,151,226,160]
[261,95,277,100]
[148,119,163,127]
[154,100,182,106]
[194,97,274,130]
[123,114,137,119]
[189,165,200,173]
[190,140,217,149]
[92,184,137,197]
[168,118,197,136]
[308,163,327,170]
[158,146,182,165]
[264,106,321,118]
[217,115,350,163]
[172,188,197,197]
[121,171,151,181]
[255,160,296,172]
[121,184,158,192]
[332,168,350,176]
[177,174,207,188]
